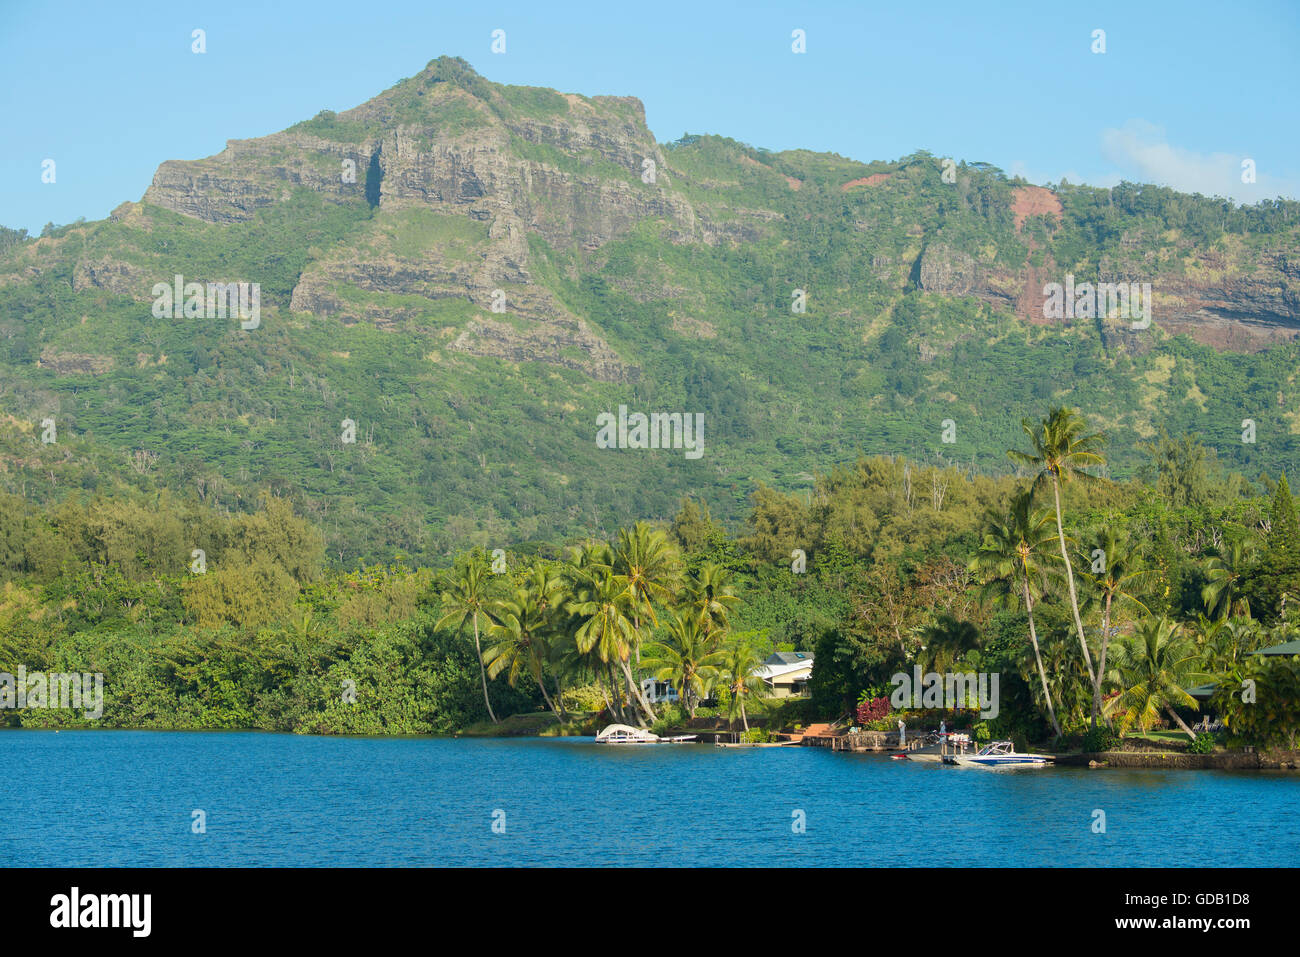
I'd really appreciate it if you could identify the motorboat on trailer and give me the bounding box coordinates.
[595,724,697,745]
[943,740,1050,768]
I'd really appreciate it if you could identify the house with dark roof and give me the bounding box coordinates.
[752,651,814,698]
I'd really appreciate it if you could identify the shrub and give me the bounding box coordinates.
[1187,732,1217,754]
[559,683,606,713]
[855,694,890,725]
[1081,726,1121,753]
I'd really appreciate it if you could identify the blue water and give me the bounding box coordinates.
[2,731,1296,866]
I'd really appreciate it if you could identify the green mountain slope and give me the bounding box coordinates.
[2,56,1299,565]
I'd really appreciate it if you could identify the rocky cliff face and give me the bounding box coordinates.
[123,57,1300,362]
[139,60,720,381]
[914,186,1300,352]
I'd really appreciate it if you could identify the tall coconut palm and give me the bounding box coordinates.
[484,587,560,718]
[567,565,658,725]
[524,562,570,716]
[682,562,740,636]
[435,555,500,724]
[560,545,632,722]
[641,611,726,718]
[1202,537,1255,621]
[718,633,771,732]
[970,488,1063,738]
[614,522,683,649]
[1009,406,1107,727]
[1106,617,1208,739]
[1079,524,1152,717]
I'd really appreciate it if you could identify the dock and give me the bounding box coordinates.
[800,724,898,752]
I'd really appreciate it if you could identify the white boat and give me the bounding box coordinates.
[594,723,696,745]
[945,740,1049,769]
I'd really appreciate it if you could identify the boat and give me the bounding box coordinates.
[594,724,696,745]
[944,740,1050,769]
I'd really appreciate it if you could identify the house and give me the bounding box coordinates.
[641,678,682,704]
[753,651,814,699]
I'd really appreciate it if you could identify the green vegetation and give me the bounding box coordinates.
[2,406,1298,752]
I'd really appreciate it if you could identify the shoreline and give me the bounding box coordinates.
[5,724,1300,768]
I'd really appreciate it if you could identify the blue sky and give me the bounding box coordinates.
[3,0,1298,234]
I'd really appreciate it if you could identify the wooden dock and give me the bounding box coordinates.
[800,725,898,752]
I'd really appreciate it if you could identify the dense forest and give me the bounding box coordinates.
[3,407,1297,751]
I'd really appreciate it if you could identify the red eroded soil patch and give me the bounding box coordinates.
[785,176,802,190]
[1009,187,1064,324]
[841,173,892,191]
[1011,185,1063,232]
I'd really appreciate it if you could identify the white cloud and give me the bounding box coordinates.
[1099,119,1299,203]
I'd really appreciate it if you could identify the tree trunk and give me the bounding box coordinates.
[1052,478,1100,726]
[1024,583,1063,739]
[535,674,560,719]
[1164,703,1197,740]
[474,616,498,723]
[618,656,657,725]
[1098,592,1115,730]
[597,676,616,721]
[740,692,749,732]
[608,663,630,723]
[552,675,569,722]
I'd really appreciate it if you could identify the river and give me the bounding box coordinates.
[3,731,1296,866]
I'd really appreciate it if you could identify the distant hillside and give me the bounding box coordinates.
[2,55,1300,565]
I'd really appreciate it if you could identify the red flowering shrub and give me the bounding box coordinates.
[856,695,891,725]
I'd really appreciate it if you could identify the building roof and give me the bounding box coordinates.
[1252,639,1300,656]
[764,651,813,667]
[754,654,815,682]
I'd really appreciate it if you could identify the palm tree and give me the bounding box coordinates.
[1079,524,1152,717]
[1202,537,1255,620]
[641,611,726,718]
[1192,614,1262,674]
[970,488,1063,738]
[567,565,658,725]
[524,563,569,716]
[1009,407,1107,727]
[1035,633,1093,730]
[681,562,740,636]
[1106,617,1207,739]
[561,545,641,723]
[613,522,683,653]
[436,555,500,724]
[484,587,560,718]
[915,614,981,676]
[718,633,770,732]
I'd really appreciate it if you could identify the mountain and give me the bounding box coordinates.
[3,55,1300,565]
